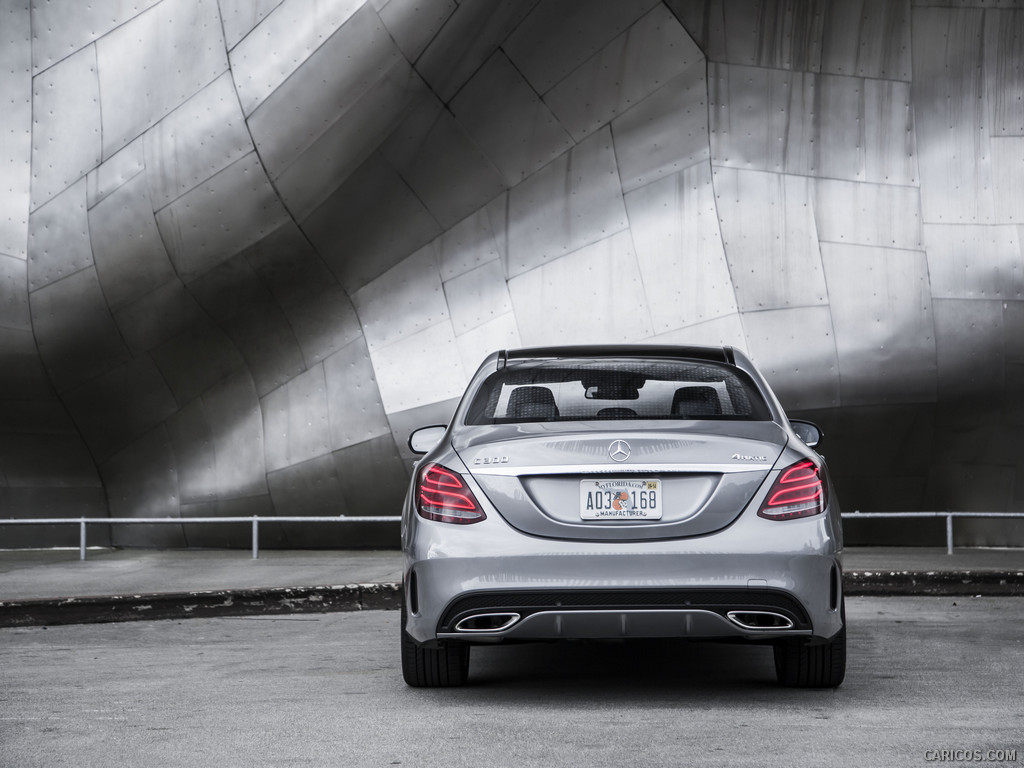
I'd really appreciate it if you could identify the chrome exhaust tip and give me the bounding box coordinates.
[454,613,521,633]
[726,611,795,630]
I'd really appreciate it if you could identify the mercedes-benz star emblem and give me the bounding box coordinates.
[608,440,631,462]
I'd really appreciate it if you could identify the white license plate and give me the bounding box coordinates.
[580,478,662,520]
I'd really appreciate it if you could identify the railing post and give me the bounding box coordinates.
[946,513,954,555]
[80,518,87,561]
[252,517,259,560]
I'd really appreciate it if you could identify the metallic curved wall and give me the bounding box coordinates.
[2,0,1022,547]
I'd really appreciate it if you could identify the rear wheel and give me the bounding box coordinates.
[401,599,470,687]
[774,603,846,688]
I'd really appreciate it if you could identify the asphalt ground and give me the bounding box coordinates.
[1,547,1023,627]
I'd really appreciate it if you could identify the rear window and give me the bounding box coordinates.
[464,358,772,425]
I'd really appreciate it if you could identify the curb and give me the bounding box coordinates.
[844,571,1024,597]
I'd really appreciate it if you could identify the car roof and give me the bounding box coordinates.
[496,345,736,368]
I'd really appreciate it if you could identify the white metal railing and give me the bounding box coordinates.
[1,511,1022,560]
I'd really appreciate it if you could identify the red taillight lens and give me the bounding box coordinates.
[416,464,487,525]
[757,459,827,520]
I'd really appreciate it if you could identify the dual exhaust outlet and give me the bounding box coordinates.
[452,610,794,633]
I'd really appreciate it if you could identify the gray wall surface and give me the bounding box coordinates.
[1,0,1022,548]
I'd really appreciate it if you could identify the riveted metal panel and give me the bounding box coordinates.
[821,0,911,80]
[63,357,179,463]
[303,152,442,294]
[713,167,827,312]
[112,279,205,356]
[813,177,922,250]
[353,242,447,352]
[1,0,31,260]
[443,259,512,336]
[741,306,839,411]
[30,0,161,74]
[451,51,573,188]
[187,252,272,324]
[924,224,1023,299]
[380,101,507,229]
[267,453,350,518]
[102,426,185,547]
[261,363,331,473]
[543,5,703,143]
[0,327,53,401]
[505,0,660,94]
[332,433,409,516]
[30,267,131,393]
[370,320,467,413]
[144,72,252,210]
[152,319,247,405]
[437,201,505,281]
[96,0,228,158]
[932,298,1006,401]
[202,370,268,497]
[453,312,522,378]
[86,136,145,209]
[508,230,654,346]
[26,178,92,292]
[223,299,306,397]
[180,494,279,548]
[0,398,74,436]
[624,165,737,333]
[708,62,789,172]
[991,137,1024,223]
[613,64,709,194]
[379,0,456,62]
[0,429,100,488]
[862,77,918,186]
[30,43,101,210]
[985,8,1024,136]
[821,243,937,406]
[0,255,30,332]
[324,336,391,451]
[155,152,291,283]
[506,127,628,278]
[165,398,217,505]
[88,172,176,311]
[0,487,108,548]
[218,0,284,49]
[649,313,749,351]
[273,60,428,222]
[415,0,539,103]
[285,285,363,368]
[229,0,365,116]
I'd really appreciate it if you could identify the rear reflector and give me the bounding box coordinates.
[417,463,487,524]
[757,459,827,520]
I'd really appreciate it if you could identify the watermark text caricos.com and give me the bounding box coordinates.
[925,750,1019,763]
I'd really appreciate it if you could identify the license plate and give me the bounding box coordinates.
[580,478,662,520]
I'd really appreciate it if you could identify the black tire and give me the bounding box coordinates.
[774,605,846,688]
[401,600,470,687]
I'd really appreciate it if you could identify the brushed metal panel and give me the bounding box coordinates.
[267,453,351,518]
[30,0,160,74]
[821,0,911,80]
[86,136,145,209]
[0,255,30,332]
[201,370,268,497]
[708,62,790,172]
[0,0,30,260]
[649,313,748,350]
[378,0,456,62]
[0,431,100,487]
[223,299,306,397]
[187,252,273,324]
[303,152,442,294]
[228,0,365,116]
[165,399,217,505]
[415,0,539,103]
[450,51,573,187]
[437,199,505,281]
[543,4,703,143]
[507,230,654,347]
[453,312,522,378]
[613,64,709,194]
[443,259,511,336]
[380,100,506,229]
[88,172,176,311]
[985,8,1024,136]
[506,127,628,278]
[813,177,922,251]
[112,278,206,356]
[820,242,937,406]
[285,284,363,367]
[324,336,391,451]
[0,399,74,436]
[924,224,1023,299]
[261,363,331,473]
[331,433,409,516]
[504,0,660,94]
[155,152,291,283]
[740,306,839,411]
[353,242,447,352]
[273,59,428,221]
[96,0,228,158]
[624,165,737,333]
[152,319,247,405]
[27,177,92,292]
[63,357,179,463]
[862,77,919,187]
[180,494,277,548]
[0,488,108,548]
[0,327,53,401]
[102,426,185,548]
[369,320,468,413]
[713,167,828,312]
[30,267,131,393]
[991,137,1024,223]
[30,43,101,209]
[932,298,1005,401]
[143,72,252,210]
[218,0,284,49]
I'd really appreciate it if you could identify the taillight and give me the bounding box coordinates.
[757,459,827,520]
[416,464,487,525]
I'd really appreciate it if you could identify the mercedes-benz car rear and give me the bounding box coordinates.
[400,345,845,688]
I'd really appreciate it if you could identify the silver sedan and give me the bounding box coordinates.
[401,345,845,688]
